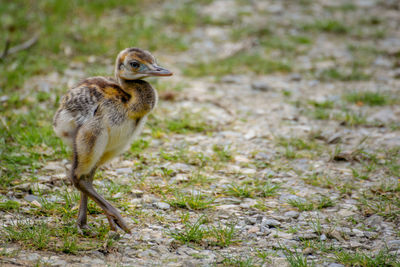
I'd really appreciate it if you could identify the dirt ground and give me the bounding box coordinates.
[1,0,400,266]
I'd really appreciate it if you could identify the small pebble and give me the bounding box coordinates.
[388,240,400,250]
[154,202,170,210]
[24,194,39,202]
[262,219,281,227]
[328,264,345,267]
[245,217,257,225]
[251,81,272,92]
[284,211,300,219]
[352,228,364,237]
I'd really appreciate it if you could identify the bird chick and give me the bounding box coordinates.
[53,48,172,233]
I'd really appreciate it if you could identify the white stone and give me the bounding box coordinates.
[352,228,364,237]
[154,202,170,210]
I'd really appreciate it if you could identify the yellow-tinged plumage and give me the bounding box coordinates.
[53,48,172,233]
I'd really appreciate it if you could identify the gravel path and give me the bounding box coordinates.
[1,0,400,266]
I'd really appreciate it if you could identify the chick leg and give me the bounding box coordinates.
[72,125,131,233]
[76,167,97,231]
[77,191,88,227]
[75,178,131,233]
[76,190,97,236]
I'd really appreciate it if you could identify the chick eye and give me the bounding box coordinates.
[129,61,140,68]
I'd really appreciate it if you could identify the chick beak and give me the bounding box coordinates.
[146,65,173,76]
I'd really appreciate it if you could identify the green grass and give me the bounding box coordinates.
[100,179,133,200]
[207,223,237,247]
[170,215,207,244]
[225,183,253,198]
[165,115,208,134]
[157,146,212,168]
[166,192,215,210]
[312,108,331,120]
[277,137,320,151]
[213,144,233,162]
[222,256,256,267]
[347,44,384,67]
[27,189,80,218]
[335,249,399,267]
[307,217,323,235]
[302,100,335,121]
[384,147,400,177]
[276,136,323,159]
[316,196,335,209]
[0,200,21,211]
[238,179,281,198]
[307,100,334,109]
[159,148,188,163]
[316,67,371,81]
[301,240,338,254]
[255,250,275,265]
[130,139,150,155]
[288,199,315,211]
[301,16,385,40]
[351,168,371,180]
[0,105,68,188]
[311,108,368,127]
[2,219,114,253]
[258,181,281,197]
[1,219,112,253]
[184,52,292,77]
[303,173,334,189]
[61,235,80,254]
[358,190,400,220]
[325,3,356,12]
[302,94,390,127]
[231,26,272,42]
[283,248,314,267]
[261,35,312,55]
[170,215,238,247]
[302,19,349,34]
[3,221,52,250]
[288,196,335,211]
[231,24,312,57]
[339,110,368,126]
[344,91,390,106]
[149,112,211,137]
[161,2,229,32]
[162,4,203,32]
[184,172,215,186]
[0,0,188,92]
